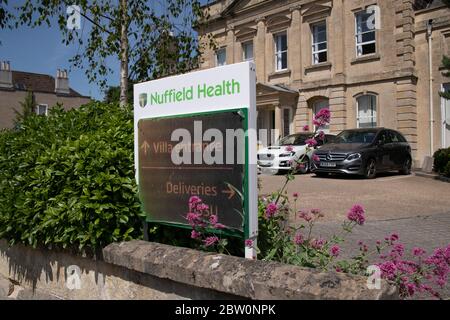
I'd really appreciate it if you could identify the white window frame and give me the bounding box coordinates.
[355,11,376,57]
[215,48,227,66]
[274,32,288,71]
[36,104,48,116]
[242,41,254,62]
[441,83,450,148]
[311,21,327,65]
[356,95,377,128]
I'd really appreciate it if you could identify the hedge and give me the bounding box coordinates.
[0,102,145,251]
[433,147,450,178]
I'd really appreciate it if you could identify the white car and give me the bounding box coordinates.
[257,133,335,174]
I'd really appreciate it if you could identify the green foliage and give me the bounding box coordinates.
[10,0,212,88]
[433,147,450,177]
[0,102,145,251]
[104,83,134,104]
[440,56,450,100]
[14,90,35,125]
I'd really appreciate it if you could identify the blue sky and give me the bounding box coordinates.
[0,1,209,101]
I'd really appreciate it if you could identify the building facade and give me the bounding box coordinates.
[197,0,450,167]
[0,62,91,129]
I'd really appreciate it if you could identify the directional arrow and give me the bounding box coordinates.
[222,184,236,200]
[141,141,150,156]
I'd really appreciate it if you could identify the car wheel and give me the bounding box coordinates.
[399,157,412,175]
[364,158,377,179]
[297,157,310,174]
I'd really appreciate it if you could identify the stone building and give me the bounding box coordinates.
[197,0,450,167]
[0,61,91,129]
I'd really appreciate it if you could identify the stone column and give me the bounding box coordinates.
[226,26,235,65]
[274,104,283,139]
[332,0,345,78]
[255,18,266,82]
[289,6,302,81]
[295,94,309,132]
[396,78,418,162]
[329,86,347,133]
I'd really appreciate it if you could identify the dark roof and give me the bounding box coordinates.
[9,70,88,98]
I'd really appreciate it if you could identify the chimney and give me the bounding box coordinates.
[0,61,13,89]
[55,68,70,94]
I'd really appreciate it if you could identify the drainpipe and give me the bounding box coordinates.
[427,19,434,156]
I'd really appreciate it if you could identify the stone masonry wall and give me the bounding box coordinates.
[0,239,397,300]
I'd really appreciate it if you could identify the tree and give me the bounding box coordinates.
[14,90,35,125]
[9,0,211,107]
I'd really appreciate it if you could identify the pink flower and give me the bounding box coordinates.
[293,192,299,198]
[311,208,322,216]
[214,223,226,230]
[265,202,278,218]
[378,261,397,280]
[209,214,218,225]
[310,238,326,250]
[298,210,312,222]
[189,196,202,210]
[186,212,202,226]
[197,203,209,211]
[245,239,253,247]
[312,154,320,162]
[303,125,310,132]
[390,233,399,242]
[317,131,325,141]
[294,233,304,245]
[190,230,201,239]
[330,245,340,257]
[285,145,294,152]
[203,236,219,247]
[313,108,331,127]
[347,204,366,225]
[305,138,318,147]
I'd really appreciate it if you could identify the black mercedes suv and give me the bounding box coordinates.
[311,128,412,179]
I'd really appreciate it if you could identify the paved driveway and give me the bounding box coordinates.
[259,173,450,222]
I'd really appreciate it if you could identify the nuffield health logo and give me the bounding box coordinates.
[139,93,148,108]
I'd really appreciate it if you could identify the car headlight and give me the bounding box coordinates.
[347,153,361,161]
[279,152,296,158]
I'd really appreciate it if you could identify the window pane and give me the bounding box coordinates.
[37,105,47,116]
[361,31,375,43]
[357,95,377,128]
[276,33,287,52]
[216,48,226,66]
[243,42,253,61]
[281,51,287,69]
[362,42,376,55]
[318,52,327,63]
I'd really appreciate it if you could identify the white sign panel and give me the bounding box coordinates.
[134,62,258,259]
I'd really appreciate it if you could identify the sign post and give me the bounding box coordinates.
[134,62,258,259]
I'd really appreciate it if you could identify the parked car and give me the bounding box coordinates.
[311,128,412,179]
[257,133,335,174]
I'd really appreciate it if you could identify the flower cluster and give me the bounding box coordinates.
[313,108,331,127]
[375,235,450,299]
[186,196,228,251]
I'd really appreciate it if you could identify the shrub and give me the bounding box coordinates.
[433,147,450,177]
[0,102,145,251]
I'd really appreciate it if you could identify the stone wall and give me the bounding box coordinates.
[0,239,397,300]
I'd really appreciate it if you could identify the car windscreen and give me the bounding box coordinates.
[278,134,309,146]
[335,130,377,144]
